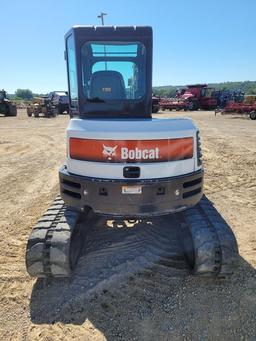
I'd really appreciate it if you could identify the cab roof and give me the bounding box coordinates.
[65,26,152,40]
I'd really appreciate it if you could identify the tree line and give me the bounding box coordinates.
[8,89,46,101]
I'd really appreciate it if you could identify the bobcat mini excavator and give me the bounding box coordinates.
[26,26,238,278]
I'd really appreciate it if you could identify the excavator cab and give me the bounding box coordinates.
[65,26,152,118]
[0,90,5,101]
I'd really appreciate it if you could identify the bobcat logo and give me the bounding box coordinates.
[102,144,118,160]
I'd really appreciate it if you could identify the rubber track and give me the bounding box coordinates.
[26,196,82,278]
[178,196,239,277]
[26,196,239,279]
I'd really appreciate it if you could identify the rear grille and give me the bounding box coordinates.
[183,177,202,189]
[62,189,81,199]
[62,179,81,189]
[183,187,201,199]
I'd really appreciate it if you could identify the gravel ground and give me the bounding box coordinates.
[0,109,255,341]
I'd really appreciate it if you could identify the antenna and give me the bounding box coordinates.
[97,12,108,70]
[97,12,107,26]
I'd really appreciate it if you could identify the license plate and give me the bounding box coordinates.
[122,186,142,194]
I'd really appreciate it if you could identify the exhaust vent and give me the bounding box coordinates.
[62,189,81,199]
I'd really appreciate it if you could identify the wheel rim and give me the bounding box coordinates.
[188,102,193,110]
[250,112,256,119]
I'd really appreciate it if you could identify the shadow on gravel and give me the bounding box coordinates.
[30,196,256,340]
[227,115,250,120]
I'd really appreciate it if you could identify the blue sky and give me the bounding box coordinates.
[0,0,255,93]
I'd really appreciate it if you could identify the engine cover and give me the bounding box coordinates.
[66,117,201,180]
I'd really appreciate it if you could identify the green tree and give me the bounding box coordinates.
[15,89,33,100]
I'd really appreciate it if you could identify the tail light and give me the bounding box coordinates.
[196,131,202,166]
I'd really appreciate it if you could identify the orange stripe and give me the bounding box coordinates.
[70,138,193,163]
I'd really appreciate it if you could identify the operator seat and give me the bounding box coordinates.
[90,70,126,100]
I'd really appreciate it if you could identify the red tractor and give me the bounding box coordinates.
[160,84,218,111]
[181,84,217,110]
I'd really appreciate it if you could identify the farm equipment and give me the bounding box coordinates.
[27,97,57,118]
[212,89,244,108]
[215,101,256,120]
[0,89,17,116]
[48,91,69,115]
[160,97,190,111]
[152,96,160,113]
[26,26,238,279]
[160,84,218,111]
[244,95,256,104]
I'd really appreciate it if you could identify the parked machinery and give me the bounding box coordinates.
[244,95,256,104]
[27,96,56,118]
[159,84,218,111]
[212,89,244,108]
[214,90,256,120]
[48,91,69,115]
[215,101,256,120]
[160,96,190,111]
[152,96,160,113]
[0,89,17,116]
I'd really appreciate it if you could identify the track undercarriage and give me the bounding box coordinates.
[26,196,238,279]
